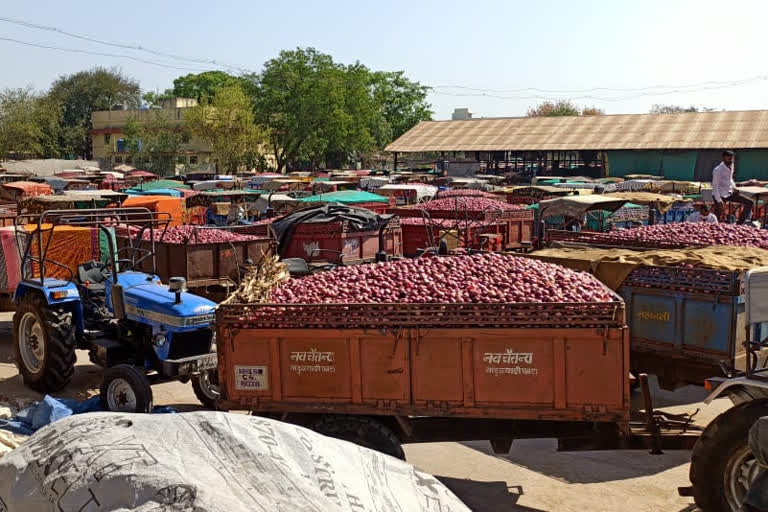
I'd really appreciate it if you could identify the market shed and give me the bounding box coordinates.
[386,110,768,181]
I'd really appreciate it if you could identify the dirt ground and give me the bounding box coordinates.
[0,311,730,511]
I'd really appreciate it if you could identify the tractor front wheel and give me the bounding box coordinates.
[690,399,768,511]
[100,364,153,413]
[13,294,76,392]
[192,370,220,409]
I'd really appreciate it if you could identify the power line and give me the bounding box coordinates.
[431,75,768,95]
[430,75,768,102]
[0,36,213,72]
[0,15,255,74]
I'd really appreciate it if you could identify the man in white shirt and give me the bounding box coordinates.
[712,150,753,224]
[688,203,718,224]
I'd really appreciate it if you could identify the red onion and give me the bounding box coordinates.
[141,225,260,244]
[573,223,768,249]
[271,253,614,304]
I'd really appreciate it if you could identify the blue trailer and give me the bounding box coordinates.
[619,265,763,389]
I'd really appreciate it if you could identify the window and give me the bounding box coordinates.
[189,155,198,165]
[114,156,123,163]
[104,134,111,145]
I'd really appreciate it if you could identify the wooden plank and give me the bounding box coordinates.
[350,336,362,404]
[553,337,567,410]
[462,337,475,407]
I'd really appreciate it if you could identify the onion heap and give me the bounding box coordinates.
[411,197,524,212]
[437,189,500,199]
[573,223,768,249]
[142,225,260,244]
[271,253,614,304]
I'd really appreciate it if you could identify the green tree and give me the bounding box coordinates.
[169,71,242,103]
[0,88,62,159]
[122,113,190,176]
[370,70,432,142]
[649,104,716,114]
[248,47,430,172]
[527,100,604,117]
[47,67,141,159]
[185,85,267,174]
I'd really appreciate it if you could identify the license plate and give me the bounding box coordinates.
[180,353,218,374]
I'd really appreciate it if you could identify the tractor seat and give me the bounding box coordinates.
[77,260,107,292]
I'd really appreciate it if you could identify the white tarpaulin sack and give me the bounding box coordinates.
[0,411,469,512]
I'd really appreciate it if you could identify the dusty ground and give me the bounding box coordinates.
[0,311,730,511]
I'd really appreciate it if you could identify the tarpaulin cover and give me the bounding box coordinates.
[528,245,768,290]
[272,204,393,257]
[1,181,52,197]
[0,227,20,292]
[127,178,189,191]
[123,195,184,227]
[538,195,630,219]
[298,190,389,204]
[22,225,100,281]
[0,411,470,512]
[604,192,689,213]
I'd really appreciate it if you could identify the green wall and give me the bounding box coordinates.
[607,149,768,181]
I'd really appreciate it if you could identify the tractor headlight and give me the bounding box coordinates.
[152,333,167,347]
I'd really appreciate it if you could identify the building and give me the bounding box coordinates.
[386,109,768,180]
[90,98,213,169]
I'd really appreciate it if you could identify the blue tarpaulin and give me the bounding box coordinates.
[0,395,176,436]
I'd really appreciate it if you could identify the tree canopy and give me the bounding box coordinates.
[168,71,243,103]
[122,112,191,176]
[0,88,61,159]
[184,85,267,174]
[47,67,141,159]
[649,104,717,114]
[248,47,432,172]
[527,100,604,117]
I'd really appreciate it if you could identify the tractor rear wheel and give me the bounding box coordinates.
[13,294,76,392]
[192,370,220,409]
[690,399,768,511]
[309,415,405,460]
[100,364,153,413]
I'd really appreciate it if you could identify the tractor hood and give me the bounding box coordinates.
[114,272,216,328]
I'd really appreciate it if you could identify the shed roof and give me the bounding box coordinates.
[385,110,768,152]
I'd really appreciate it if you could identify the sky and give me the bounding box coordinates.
[1,0,767,120]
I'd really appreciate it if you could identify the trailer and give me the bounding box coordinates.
[216,298,700,459]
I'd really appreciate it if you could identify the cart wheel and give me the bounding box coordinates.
[310,415,405,460]
[192,370,221,409]
[100,364,153,413]
[689,399,768,511]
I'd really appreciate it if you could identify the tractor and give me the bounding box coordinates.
[12,208,219,412]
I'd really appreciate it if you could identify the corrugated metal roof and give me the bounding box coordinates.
[385,110,768,152]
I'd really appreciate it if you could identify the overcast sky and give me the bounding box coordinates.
[1,0,766,119]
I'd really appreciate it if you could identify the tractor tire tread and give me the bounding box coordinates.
[310,415,405,460]
[100,364,153,413]
[689,398,768,511]
[13,294,76,392]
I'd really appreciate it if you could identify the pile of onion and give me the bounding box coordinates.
[575,223,768,249]
[142,225,259,244]
[270,253,614,304]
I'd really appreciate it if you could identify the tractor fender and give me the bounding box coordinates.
[15,282,84,334]
[704,375,768,406]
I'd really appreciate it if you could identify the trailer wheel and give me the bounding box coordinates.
[13,293,76,392]
[100,364,153,413]
[310,415,405,460]
[192,370,220,409]
[690,399,768,511]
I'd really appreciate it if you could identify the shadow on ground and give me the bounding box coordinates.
[461,438,691,484]
[437,476,547,512]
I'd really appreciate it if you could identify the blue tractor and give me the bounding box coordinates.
[12,208,219,412]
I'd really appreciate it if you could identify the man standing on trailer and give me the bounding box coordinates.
[712,150,753,224]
